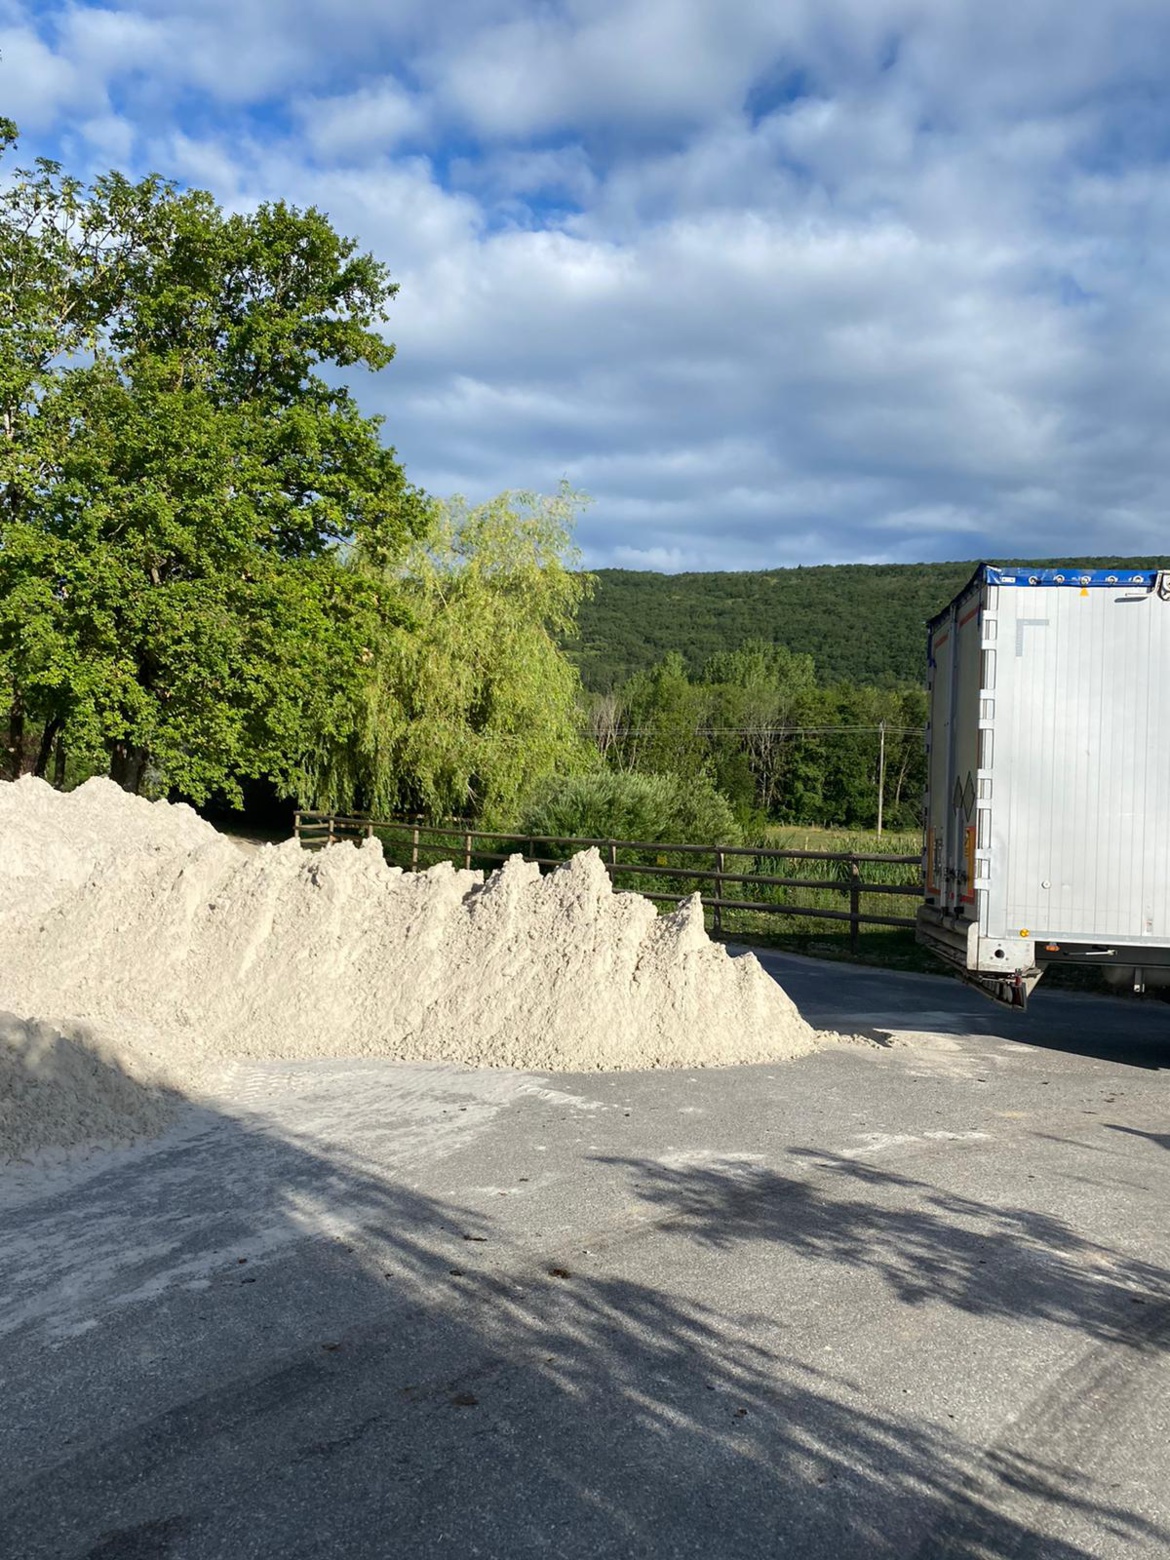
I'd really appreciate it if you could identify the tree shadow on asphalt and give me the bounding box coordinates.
[1,1080,1166,1559]
[600,1149,1170,1349]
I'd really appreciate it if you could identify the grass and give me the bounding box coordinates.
[757,823,921,856]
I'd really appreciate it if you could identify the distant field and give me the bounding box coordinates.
[757,824,921,856]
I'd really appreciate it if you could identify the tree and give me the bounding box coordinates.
[815,684,888,828]
[1,121,168,780]
[309,486,596,824]
[585,687,625,763]
[884,687,928,829]
[616,652,709,784]
[0,132,428,799]
[700,640,817,816]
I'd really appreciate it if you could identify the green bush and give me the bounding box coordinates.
[516,770,741,849]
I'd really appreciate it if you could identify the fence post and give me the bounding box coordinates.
[327,815,335,847]
[293,811,301,844]
[849,856,861,955]
[411,822,419,873]
[713,847,725,934]
[464,830,472,871]
[607,840,617,880]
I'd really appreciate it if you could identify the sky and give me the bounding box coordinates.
[3,0,1170,572]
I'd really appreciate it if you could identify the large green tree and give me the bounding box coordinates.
[0,130,427,799]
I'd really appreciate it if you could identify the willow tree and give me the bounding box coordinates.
[311,486,596,824]
[0,127,427,798]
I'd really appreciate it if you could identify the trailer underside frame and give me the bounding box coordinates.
[916,905,1170,1010]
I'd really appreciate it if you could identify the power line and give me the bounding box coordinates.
[341,725,923,747]
[600,726,925,738]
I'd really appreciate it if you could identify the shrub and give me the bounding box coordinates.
[516,770,741,848]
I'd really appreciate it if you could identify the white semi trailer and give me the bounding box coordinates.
[916,563,1170,1008]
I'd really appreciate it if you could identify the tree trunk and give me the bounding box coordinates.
[34,716,62,779]
[109,741,148,794]
[893,753,910,812]
[53,734,66,790]
[4,695,25,780]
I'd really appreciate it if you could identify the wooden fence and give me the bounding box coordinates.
[294,812,924,952]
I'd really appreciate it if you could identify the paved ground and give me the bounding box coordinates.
[2,956,1168,1559]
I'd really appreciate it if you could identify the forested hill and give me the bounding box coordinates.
[570,557,1165,690]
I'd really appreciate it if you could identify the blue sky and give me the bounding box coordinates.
[4,0,1170,570]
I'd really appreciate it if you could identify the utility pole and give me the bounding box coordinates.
[876,721,886,837]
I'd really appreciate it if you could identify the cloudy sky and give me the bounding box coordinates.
[4,1,1170,570]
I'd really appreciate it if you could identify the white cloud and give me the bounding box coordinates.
[431,1,775,139]
[297,80,425,160]
[60,5,170,79]
[0,24,85,127]
[450,143,598,210]
[77,112,137,163]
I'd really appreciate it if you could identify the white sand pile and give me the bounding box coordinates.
[0,778,818,1098]
[0,1011,175,1162]
[0,771,213,925]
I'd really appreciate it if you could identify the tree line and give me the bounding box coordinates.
[585,645,926,834]
[570,555,1166,691]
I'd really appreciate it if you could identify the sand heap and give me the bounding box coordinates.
[0,777,819,1150]
[0,1011,176,1162]
[0,769,214,926]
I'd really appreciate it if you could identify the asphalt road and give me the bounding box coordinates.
[2,956,1168,1560]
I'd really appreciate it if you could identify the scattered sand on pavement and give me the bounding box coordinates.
[0,777,823,1156]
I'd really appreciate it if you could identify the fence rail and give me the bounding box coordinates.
[293,812,924,952]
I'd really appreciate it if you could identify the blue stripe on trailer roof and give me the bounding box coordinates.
[985,565,1158,587]
[926,562,1165,635]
